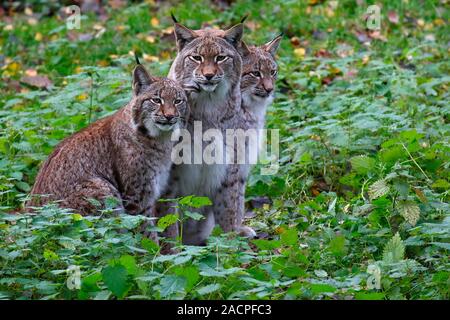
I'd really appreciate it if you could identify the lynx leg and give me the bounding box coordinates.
[61,177,123,215]
[213,165,256,238]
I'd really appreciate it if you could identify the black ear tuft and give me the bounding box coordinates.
[240,14,249,23]
[135,52,141,65]
[170,12,178,23]
[132,65,154,96]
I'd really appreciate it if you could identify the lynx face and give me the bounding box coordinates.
[240,35,282,106]
[173,23,243,93]
[132,65,188,135]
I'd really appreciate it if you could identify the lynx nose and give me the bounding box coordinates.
[204,74,214,81]
[262,78,274,94]
[165,114,175,121]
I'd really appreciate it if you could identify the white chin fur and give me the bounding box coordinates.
[155,123,177,132]
[199,83,218,92]
[143,119,178,136]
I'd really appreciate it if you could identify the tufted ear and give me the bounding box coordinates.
[132,65,155,96]
[174,23,198,52]
[262,33,283,57]
[223,23,244,48]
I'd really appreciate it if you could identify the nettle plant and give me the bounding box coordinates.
[352,129,448,230]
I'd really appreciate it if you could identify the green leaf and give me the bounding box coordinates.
[173,265,200,291]
[383,232,405,264]
[310,283,336,294]
[328,235,347,256]
[252,239,282,250]
[281,228,298,246]
[101,265,130,299]
[397,200,420,226]
[179,196,212,208]
[197,283,221,295]
[432,179,450,190]
[184,210,205,221]
[159,275,186,298]
[350,155,376,174]
[141,237,159,253]
[157,213,178,231]
[43,249,59,261]
[119,255,138,275]
[369,179,390,200]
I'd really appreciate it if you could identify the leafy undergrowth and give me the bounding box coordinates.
[0,0,449,299]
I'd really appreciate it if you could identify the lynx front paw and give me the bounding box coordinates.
[238,225,257,238]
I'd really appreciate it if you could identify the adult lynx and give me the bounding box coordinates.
[161,20,245,245]
[28,64,188,236]
[213,35,282,238]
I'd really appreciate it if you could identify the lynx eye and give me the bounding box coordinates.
[215,55,228,62]
[174,99,183,105]
[151,98,162,104]
[250,71,261,78]
[189,55,203,63]
[270,69,278,76]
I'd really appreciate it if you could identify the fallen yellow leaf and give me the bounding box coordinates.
[434,18,445,26]
[151,17,159,27]
[294,47,306,58]
[76,93,88,101]
[35,32,43,41]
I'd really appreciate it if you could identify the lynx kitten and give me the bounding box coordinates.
[28,64,188,240]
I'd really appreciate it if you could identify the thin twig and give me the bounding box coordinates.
[400,142,430,181]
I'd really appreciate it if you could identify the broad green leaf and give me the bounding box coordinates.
[310,283,336,294]
[157,213,178,230]
[197,283,221,295]
[252,239,282,250]
[179,196,212,208]
[119,255,138,275]
[173,265,200,291]
[184,210,205,221]
[328,235,347,256]
[350,155,376,174]
[281,228,298,246]
[383,232,405,264]
[159,275,186,298]
[101,265,130,299]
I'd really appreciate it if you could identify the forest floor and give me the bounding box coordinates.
[0,0,448,299]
